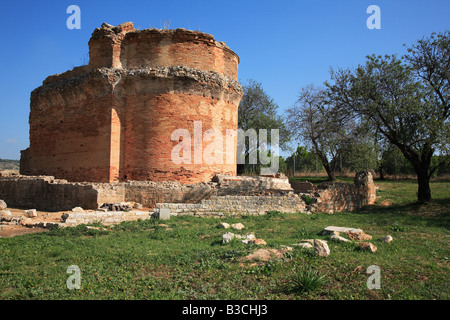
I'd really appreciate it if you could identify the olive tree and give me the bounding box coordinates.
[326,31,449,203]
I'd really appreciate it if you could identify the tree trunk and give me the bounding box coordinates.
[378,162,385,180]
[417,169,432,203]
[323,162,336,181]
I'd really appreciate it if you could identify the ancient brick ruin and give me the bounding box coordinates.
[1,23,377,229]
[20,22,242,183]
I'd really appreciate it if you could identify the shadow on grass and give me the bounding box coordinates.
[354,197,450,230]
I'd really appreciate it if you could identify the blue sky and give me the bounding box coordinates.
[0,0,449,159]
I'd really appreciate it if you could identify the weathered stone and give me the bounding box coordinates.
[248,239,267,245]
[72,207,84,213]
[222,232,235,244]
[314,239,330,257]
[21,218,37,227]
[301,239,325,244]
[85,226,101,231]
[0,209,12,219]
[345,231,372,241]
[240,234,257,244]
[322,226,363,235]
[158,208,170,220]
[134,203,143,210]
[292,243,313,249]
[330,234,351,242]
[245,249,284,261]
[231,223,245,230]
[379,235,393,243]
[359,242,377,253]
[0,199,7,210]
[245,233,256,240]
[217,222,230,229]
[25,209,37,218]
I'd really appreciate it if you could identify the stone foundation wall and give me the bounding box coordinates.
[61,210,152,226]
[310,171,376,213]
[0,175,99,211]
[154,194,306,217]
[0,172,376,214]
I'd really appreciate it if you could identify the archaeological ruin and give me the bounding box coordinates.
[20,22,242,184]
[0,23,376,229]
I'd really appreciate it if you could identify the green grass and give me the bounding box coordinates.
[0,179,449,300]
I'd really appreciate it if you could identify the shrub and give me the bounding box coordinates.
[288,267,327,293]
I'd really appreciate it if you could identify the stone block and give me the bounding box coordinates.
[158,208,171,220]
[314,239,330,257]
[25,209,38,218]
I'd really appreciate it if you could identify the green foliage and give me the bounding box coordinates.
[0,158,20,170]
[302,195,313,206]
[285,146,324,174]
[238,79,291,174]
[287,267,327,293]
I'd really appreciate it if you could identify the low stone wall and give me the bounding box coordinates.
[310,171,376,213]
[154,194,307,217]
[123,181,215,209]
[0,175,100,211]
[61,210,152,226]
[0,171,376,215]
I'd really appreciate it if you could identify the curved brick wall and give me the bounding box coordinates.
[88,23,239,80]
[20,22,243,183]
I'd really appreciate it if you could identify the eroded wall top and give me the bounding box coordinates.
[87,22,240,80]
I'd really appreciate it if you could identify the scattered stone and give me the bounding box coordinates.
[379,235,393,243]
[314,239,330,257]
[248,239,267,245]
[330,234,351,242]
[345,231,372,241]
[279,245,294,251]
[158,224,169,228]
[359,242,377,253]
[321,226,363,235]
[222,232,235,244]
[301,239,327,245]
[240,233,256,244]
[217,222,230,229]
[245,248,284,261]
[134,203,143,210]
[24,209,38,218]
[292,242,313,249]
[0,200,7,210]
[85,226,101,231]
[231,223,245,230]
[72,207,84,213]
[0,209,12,219]
[20,218,36,227]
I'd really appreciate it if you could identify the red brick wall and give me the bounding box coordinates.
[21,23,242,183]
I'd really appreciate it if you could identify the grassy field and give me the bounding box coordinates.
[0,178,449,300]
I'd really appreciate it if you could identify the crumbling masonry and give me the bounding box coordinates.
[20,22,242,183]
